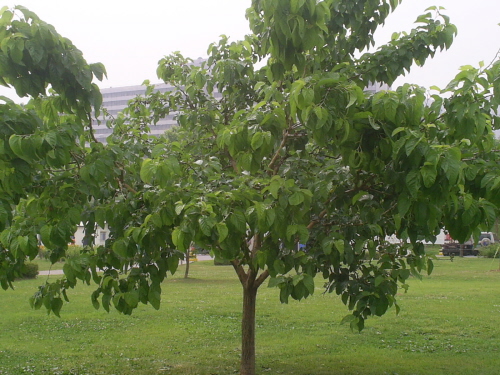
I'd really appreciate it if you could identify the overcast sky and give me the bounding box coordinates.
[2,0,499,94]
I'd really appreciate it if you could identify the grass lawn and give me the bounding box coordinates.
[31,258,64,272]
[1,257,500,374]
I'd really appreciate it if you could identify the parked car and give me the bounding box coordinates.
[478,232,498,247]
[440,232,498,256]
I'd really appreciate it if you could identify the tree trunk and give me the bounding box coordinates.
[240,282,258,375]
[184,248,190,279]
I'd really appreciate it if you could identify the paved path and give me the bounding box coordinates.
[39,269,64,275]
[38,255,214,276]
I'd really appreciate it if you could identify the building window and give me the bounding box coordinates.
[100,232,107,242]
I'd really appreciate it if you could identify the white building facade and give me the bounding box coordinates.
[92,83,178,143]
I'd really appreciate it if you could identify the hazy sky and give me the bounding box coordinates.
[2,0,499,93]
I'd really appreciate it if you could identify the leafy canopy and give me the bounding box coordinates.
[0,0,499,335]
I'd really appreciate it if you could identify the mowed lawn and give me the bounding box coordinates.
[1,257,500,375]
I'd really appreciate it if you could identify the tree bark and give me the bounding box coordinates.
[240,282,258,375]
[184,248,190,279]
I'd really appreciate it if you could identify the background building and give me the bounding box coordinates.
[92,58,207,143]
[92,83,177,143]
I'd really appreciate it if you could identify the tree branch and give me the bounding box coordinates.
[254,269,269,288]
[114,162,138,194]
[307,209,328,229]
[250,233,261,258]
[231,260,247,286]
[267,129,289,173]
[87,114,98,143]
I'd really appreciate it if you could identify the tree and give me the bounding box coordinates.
[1,2,500,375]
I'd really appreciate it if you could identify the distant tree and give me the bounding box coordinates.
[1,3,500,375]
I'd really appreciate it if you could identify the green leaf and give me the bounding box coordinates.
[405,170,421,197]
[392,127,406,137]
[352,191,368,204]
[441,148,461,184]
[172,228,186,252]
[427,258,434,275]
[91,290,100,310]
[289,192,304,206]
[25,39,44,64]
[351,317,365,332]
[296,225,309,243]
[375,275,385,287]
[39,225,52,247]
[274,259,286,274]
[302,274,314,294]
[67,207,81,225]
[420,165,437,188]
[253,201,266,229]
[256,250,267,269]
[216,222,228,242]
[18,236,29,255]
[399,269,410,281]
[268,276,285,288]
[341,314,356,325]
[51,298,64,318]
[251,132,264,150]
[124,291,140,308]
[265,207,276,228]
[334,240,344,256]
[9,135,25,159]
[268,180,280,199]
[44,131,58,147]
[175,202,185,215]
[405,136,422,157]
[63,263,75,284]
[150,212,163,228]
[286,224,298,240]
[102,293,112,313]
[140,159,156,184]
[230,210,247,233]
[321,238,333,255]
[290,0,305,13]
[199,216,215,236]
[292,274,304,286]
[384,96,399,122]
[194,71,206,89]
[148,284,161,310]
[90,62,107,81]
[112,239,128,258]
[398,194,412,217]
[9,38,24,64]
[166,254,179,274]
[394,213,402,231]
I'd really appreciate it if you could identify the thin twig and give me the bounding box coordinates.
[87,114,98,143]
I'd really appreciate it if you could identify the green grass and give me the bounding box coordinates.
[32,258,64,271]
[1,258,500,374]
[424,243,442,256]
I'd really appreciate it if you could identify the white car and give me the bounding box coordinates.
[478,232,498,247]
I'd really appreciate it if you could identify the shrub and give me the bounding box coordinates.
[21,262,39,279]
[479,244,500,258]
[66,245,83,259]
